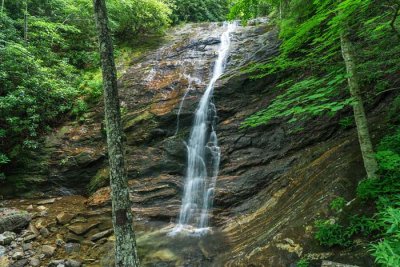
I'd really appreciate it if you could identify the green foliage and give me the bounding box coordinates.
[242,71,351,127]
[88,168,110,194]
[230,0,400,128]
[0,0,175,181]
[316,127,400,264]
[314,219,351,247]
[371,203,400,267]
[296,258,310,267]
[338,116,354,129]
[372,238,400,267]
[171,0,229,24]
[315,215,380,248]
[330,197,346,212]
[108,0,172,39]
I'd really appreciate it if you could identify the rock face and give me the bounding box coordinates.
[3,20,391,266]
[0,209,31,234]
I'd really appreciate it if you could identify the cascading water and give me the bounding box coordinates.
[175,74,201,135]
[171,22,237,236]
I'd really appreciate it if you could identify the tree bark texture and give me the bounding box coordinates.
[340,32,379,179]
[92,0,140,266]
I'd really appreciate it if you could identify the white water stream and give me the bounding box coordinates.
[171,22,237,236]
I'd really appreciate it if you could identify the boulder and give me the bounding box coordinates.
[65,233,82,243]
[65,259,82,267]
[321,261,360,267]
[90,229,113,242]
[39,227,50,237]
[11,251,24,260]
[64,243,80,254]
[56,212,75,225]
[0,231,16,245]
[0,256,10,267]
[37,198,56,205]
[11,259,29,267]
[67,222,100,236]
[41,245,56,257]
[47,259,82,267]
[0,245,6,257]
[22,243,32,251]
[48,260,65,267]
[30,257,40,267]
[0,209,31,233]
[36,206,47,212]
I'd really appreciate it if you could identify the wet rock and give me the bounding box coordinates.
[37,198,56,205]
[23,234,36,242]
[39,227,50,237]
[0,256,10,267]
[144,249,179,265]
[0,209,31,233]
[56,212,75,225]
[86,188,111,207]
[48,260,65,267]
[64,243,80,254]
[65,259,81,267]
[30,257,40,267]
[11,259,28,267]
[41,245,56,257]
[36,206,47,212]
[38,210,48,217]
[55,238,64,247]
[11,251,24,260]
[0,232,16,245]
[67,222,100,236]
[28,223,40,236]
[65,233,82,243]
[0,245,5,256]
[34,219,47,230]
[22,243,32,251]
[90,229,113,242]
[321,261,360,267]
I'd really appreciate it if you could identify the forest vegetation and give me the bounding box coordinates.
[229,0,400,265]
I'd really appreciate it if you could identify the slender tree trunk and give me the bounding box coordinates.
[92,0,140,266]
[24,0,28,42]
[1,0,5,15]
[340,32,378,179]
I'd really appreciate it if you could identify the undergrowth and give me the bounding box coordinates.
[314,126,400,266]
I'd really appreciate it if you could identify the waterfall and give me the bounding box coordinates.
[171,22,237,236]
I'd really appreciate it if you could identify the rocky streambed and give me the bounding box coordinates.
[0,196,231,267]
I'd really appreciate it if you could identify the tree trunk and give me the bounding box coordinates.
[340,32,378,179]
[24,0,27,42]
[92,0,140,266]
[1,0,5,15]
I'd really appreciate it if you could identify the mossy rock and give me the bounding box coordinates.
[0,208,31,233]
[88,167,109,194]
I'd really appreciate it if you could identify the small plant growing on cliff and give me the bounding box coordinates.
[314,219,351,247]
[296,258,310,267]
[330,197,346,212]
[339,116,354,129]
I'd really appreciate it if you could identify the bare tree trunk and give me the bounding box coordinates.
[24,0,27,42]
[92,0,140,266]
[1,0,5,15]
[340,32,379,179]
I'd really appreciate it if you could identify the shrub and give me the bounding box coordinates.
[330,197,346,212]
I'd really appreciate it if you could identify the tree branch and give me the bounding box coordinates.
[376,87,400,95]
[390,4,400,39]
